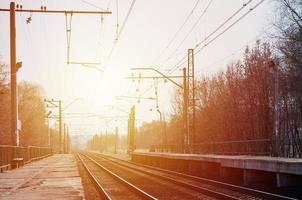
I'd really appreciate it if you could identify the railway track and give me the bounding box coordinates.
[77,153,157,200]
[83,151,298,200]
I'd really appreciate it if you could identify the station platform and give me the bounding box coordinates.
[0,154,84,200]
[131,151,302,188]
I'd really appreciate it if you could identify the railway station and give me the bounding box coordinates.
[1,0,302,199]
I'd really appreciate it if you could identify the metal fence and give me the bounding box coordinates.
[150,139,273,156]
[0,145,52,171]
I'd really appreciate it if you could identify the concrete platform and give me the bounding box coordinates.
[0,154,84,200]
[132,151,302,188]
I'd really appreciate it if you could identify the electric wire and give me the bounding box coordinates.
[130,1,212,107]
[162,0,214,67]
[199,23,273,75]
[78,0,106,11]
[152,0,201,66]
[116,0,136,40]
[167,0,264,75]
[105,0,137,66]
[137,0,266,106]
[167,0,254,74]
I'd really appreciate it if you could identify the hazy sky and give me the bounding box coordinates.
[0,0,273,138]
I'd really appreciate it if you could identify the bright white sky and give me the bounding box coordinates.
[0,0,273,142]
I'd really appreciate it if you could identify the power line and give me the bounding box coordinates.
[166,0,253,74]
[198,24,273,74]
[116,0,136,41]
[105,0,137,65]
[162,0,214,67]
[195,0,266,56]
[167,0,264,75]
[195,0,253,49]
[78,0,106,11]
[152,0,201,66]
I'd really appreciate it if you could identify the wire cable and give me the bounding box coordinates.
[105,0,137,66]
[152,0,201,66]
[78,0,106,11]
[162,0,214,67]
[167,0,262,75]
[199,23,273,74]
[116,0,136,40]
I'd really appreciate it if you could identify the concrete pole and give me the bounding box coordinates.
[59,100,62,153]
[10,2,17,146]
[183,68,188,152]
[48,118,51,147]
[63,123,66,154]
[191,49,196,147]
[274,62,280,156]
[115,127,118,154]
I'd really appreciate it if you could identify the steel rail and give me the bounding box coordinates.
[91,152,298,200]
[80,153,157,200]
[77,154,112,200]
[87,152,239,200]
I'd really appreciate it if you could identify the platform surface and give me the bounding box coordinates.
[133,151,302,175]
[0,154,84,200]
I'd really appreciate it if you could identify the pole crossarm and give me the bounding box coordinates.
[131,67,183,88]
[126,75,184,79]
[44,100,59,107]
[116,95,156,100]
[0,8,112,15]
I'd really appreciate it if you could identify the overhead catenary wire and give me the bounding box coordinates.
[162,0,214,67]
[167,0,254,74]
[116,0,136,41]
[167,0,264,75]
[199,24,273,75]
[152,0,201,66]
[78,0,107,11]
[116,0,119,40]
[134,0,265,114]
[105,0,137,66]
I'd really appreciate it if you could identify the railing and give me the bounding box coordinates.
[0,145,52,171]
[150,139,273,156]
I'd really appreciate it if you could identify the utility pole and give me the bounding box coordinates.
[128,105,135,154]
[59,100,62,153]
[63,123,66,154]
[45,99,63,153]
[10,2,17,146]
[188,49,195,150]
[183,68,188,152]
[115,127,118,154]
[67,126,70,153]
[269,61,279,156]
[154,78,164,150]
[64,125,69,153]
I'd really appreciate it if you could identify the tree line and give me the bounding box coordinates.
[0,61,60,149]
[136,0,302,157]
